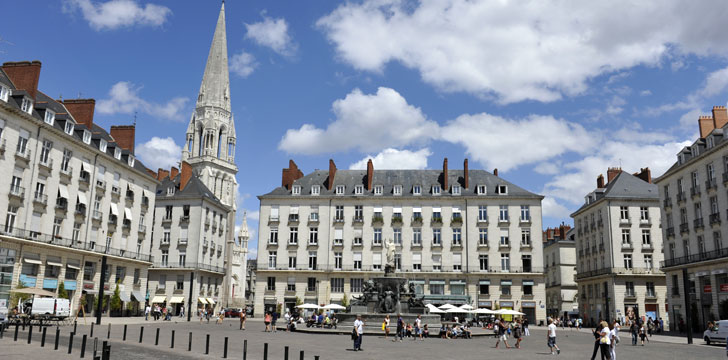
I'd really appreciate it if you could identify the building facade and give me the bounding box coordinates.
[255,159,546,324]
[229,212,249,306]
[544,226,578,319]
[0,61,158,316]
[656,106,728,331]
[572,168,667,327]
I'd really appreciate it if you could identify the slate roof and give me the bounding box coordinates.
[572,171,658,215]
[261,169,542,199]
[156,173,228,209]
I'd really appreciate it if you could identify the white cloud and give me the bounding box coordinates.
[279,87,439,154]
[230,51,257,78]
[349,148,431,170]
[63,0,171,31]
[698,66,728,97]
[318,0,728,103]
[97,81,188,121]
[542,197,572,219]
[135,136,181,170]
[640,90,652,96]
[245,14,297,57]
[247,246,257,260]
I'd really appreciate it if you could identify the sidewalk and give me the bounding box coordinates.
[568,326,702,345]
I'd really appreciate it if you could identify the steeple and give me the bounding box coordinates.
[197,2,230,112]
[238,211,250,242]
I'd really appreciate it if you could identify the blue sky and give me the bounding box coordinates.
[4,1,728,259]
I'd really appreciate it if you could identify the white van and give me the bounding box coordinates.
[703,320,728,345]
[23,298,71,320]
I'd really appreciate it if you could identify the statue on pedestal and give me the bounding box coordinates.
[384,237,396,275]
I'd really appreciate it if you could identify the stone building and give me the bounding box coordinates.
[656,106,728,331]
[572,168,667,327]
[255,158,546,324]
[543,225,578,319]
[0,61,158,316]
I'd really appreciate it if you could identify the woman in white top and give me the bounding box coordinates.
[609,321,618,360]
[599,321,611,360]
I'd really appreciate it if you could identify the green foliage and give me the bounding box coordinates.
[295,296,303,307]
[10,280,30,307]
[93,295,109,311]
[276,302,282,315]
[109,283,122,312]
[57,282,68,299]
[341,294,349,308]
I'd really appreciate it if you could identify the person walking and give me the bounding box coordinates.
[271,310,279,332]
[609,321,618,360]
[630,320,638,346]
[495,319,511,349]
[547,318,561,355]
[513,320,523,349]
[179,306,185,318]
[590,322,603,360]
[415,315,424,341]
[639,322,647,346]
[599,321,611,360]
[144,304,150,321]
[523,318,530,336]
[394,314,404,342]
[264,312,272,332]
[383,315,390,339]
[240,310,246,330]
[353,314,364,351]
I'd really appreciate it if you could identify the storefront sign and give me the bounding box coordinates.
[499,301,514,307]
[478,301,492,307]
[720,284,728,292]
[522,301,536,308]
[704,285,712,293]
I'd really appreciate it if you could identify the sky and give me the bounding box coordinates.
[3,1,728,259]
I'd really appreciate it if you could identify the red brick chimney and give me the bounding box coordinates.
[463,159,469,188]
[442,158,449,190]
[366,159,374,191]
[62,99,95,129]
[2,61,42,100]
[157,168,170,181]
[281,160,303,190]
[607,167,622,183]
[493,168,498,177]
[597,174,605,188]
[633,167,652,184]
[699,115,715,138]
[713,106,728,129]
[145,169,156,178]
[328,159,337,191]
[180,161,193,190]
[110,125,135,154]
[170,166,179,180]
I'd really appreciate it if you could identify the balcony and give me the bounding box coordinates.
[268,215,280,224]
[55,199,68,212]
[95,179,106,191]
[38,158,53,171]
[410,215,423,226]
[710,213,721,226]
[450,216,463,226]
[599,243,605,251]
[33,191,48,206]
[202,240,208,248]
[520,216,532,224]
[59,165,72,179]
[641,242,653,251]
[639,218,651,227]
[111,186,121,197]
[352,216,364,225]
[690,185,701,198]
[75,204,86,217]
[138,224,146,233]
[179,214,190,223]
[178,238,188,245]
[498,216,510,224]
[520,241,532,249]
[9,185,25,199]
[266,239,278,246]
[211,221,218,232]
[217,245,222,253]
[621,242,632,250]
[141,196,149,208]
[333,216,346,224]
[391,215,403,226]
[624,291,636,299]
[332,239,344,247]
[79,171,90,187]
[619,218,631,226]
[676,191,686,203]
[706,178,718,191]
[679,222,689,234]
[666,227,675,238]
[151,262,224,273]
[122,220,131,231]
[430,217,443,226]
[661,246,728,269]
[0,139,5,154]
[92,210,102,221]
[107,215,117,226]
[576,267,662,280]
[161,237,170,245]
[161,215,173,224]
[308,214,319,224]
[597,219,604,228]
[477,217,488,225]
[15,147,31,162]
[498,242,510,249]
[579,249,584,256]
[125,191,134,202]
[693,217,704,231]
[585,247,590,255]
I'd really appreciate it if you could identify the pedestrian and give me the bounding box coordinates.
[271,310,279,332]
[240,310,246,330]
[590,322,603,360]
[547,318,561,355]
[383,315,390,339]
[495,319,511,349]
[217,310,224,325]
[599,321,610,360]
[513,320,523,349]
[415,315,423,341]
[353,314,364,351]
[179,306,185,318]
[523,318,530,336]
[264,312,272,332]
[609,321,618,360]
[394,313,404,342]
[639,323,647,346]
[630,320,638,346]
[144,304,150,321]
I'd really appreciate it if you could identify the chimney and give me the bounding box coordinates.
[145,169,156,178]
[2,60,42,100]
[607,167,622,183]
[633,167,652,184]
[180,161,193,190]
[110,125,135,154]
[366,159,374,191]
[170,166,179,179]
[328,159,337,191]
[699,115,715,138]
[157,168,170,181]
[597,174,605,188]
[713,106,728,129]
[62,99,96,130]
[493,168,498,177]
[281,160,303,190]
[463,159,469,188]
[442,158,449,190]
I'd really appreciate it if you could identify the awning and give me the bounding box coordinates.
[198,297,208,304]
[522,280,534,286]
[169,296,185,304]
[46,260,63,267]
[131,291,144,302]
[110,203,118,216]
[432,207,441,212]
[77,192,88,206]
[479,280,491,285]
[151,295,166,304]
[23,258,42,265]
[373,207,382,213]
[206,298,215,304]
[58,185,69,199]
[66,262,81,270]
[124,208,133,221]
[450,280,466,285]
[409,280,425,285]
[501,280,512,286]
[430,280,445,285]
[119,292,131,302]
[289,206,299,214]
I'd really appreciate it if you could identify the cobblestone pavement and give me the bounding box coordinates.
[1,319,725,360]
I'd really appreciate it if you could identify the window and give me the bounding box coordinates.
[433,228,441,246]
[412,253,422,271]
[413,185,421,195]
[351,278,363,293]
[44,109,55,125]
[711,196,719,215]
[646,282,656,297]
[335,185,345,195]
[334,205,344,221]
[479,254,489,271]
[308,251,317,270]
[292,185,301,195]
[477,185,486,195]
[479,281,489,295]
[72,222,81,242]
[452,228,462,246]
[267,277,276,291]
[52,217,63,238]
[307,277,316,292]
[308,227,318,245]
[478,206,487,221]
[310,206,319,221]
[479,228,488,246]
[432,254,441,271]
[114,147,121,160]
[176,275,184,290]
[625,281,635,297]
[179,251,186,267]
[331,278,344,293]
[623,254,633,269]
[394,254,402,270]
[288,254,297,269]
[311,185,320,196]
[451,185,460,195]
[621,229,631,245]
[501,253,510,271]
[495,185,507,194]
[334,228,343,245]
[374,185,383,195]
[0,84,8,101]
[520,205,530,221]
[353,205,363,221]
[289,227,298,245]
[372,253,382,270]
[642,230,651,246]
[393,228,402,245]
[452,253,462,271]
[393,185,402,195]
[373,228,382,246]
[499,228,509,246]
[522,255,532,272]
[430,282,444,295]
[521,228,531,246]
[268,253,277,268]
[353,252,362,270]
[413,207,422,220]
[269,228,278,244]
[698,235,706,255]
[413,228,422,246]
[669,242,676,259]
[64,121,74,135]
[83,130,91,144]
[157,274,166,289]
[334,252,342,270]
[99,139,107,153]
[501,280,511,295]
[354,184,363,195]
[620,206,629,221]
[432,207,442,221]
[21,97,32,113]
[523,280,533,295]
[715,231,723,251]
[644,254,653,269]
[432,185,441,195]
[499,205,508,221]
[61,149,72,172]
[17,129,29,154]
[161,250,169,266]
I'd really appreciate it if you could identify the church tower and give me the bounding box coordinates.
[182,1,238,209]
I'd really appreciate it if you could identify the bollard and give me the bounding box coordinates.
[107,324,110,339]
[81,334,88,358]
[284,346,289,360]
[123,324,127,341]
[0,323,4,339]
[299,350,304,360]
[93,337,98,359]
[315,356,320,360]
[188,332,192,352]
[90,323,94,338]
[68,331,75,354]
[223,337,228,358]
[205,334,210,355]
[74,320,77,334]
[155,328,160,346]
[139,326,144,343]
[27,322,32,344]
[54,327,60,350]
[263,343,268,360]
[14,322,18,341]
[171,330,175,348]
[243,339,247,360]
[41,326,47,347]
[102,341,110,360]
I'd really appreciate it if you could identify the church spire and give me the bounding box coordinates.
[196,2,230,112]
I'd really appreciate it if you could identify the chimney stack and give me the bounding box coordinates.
[110,125,136,154]
[366,159,374,191]
[170,166,179,179]
[157,168,170,181]
[607,167,622,183]
[328,159,337,191]
[699,115,715,138]
[281,160,303,190]
[2,61,42,100]
[713,106,728,129]
[633,167,652,184]
[62,99,96,130]
[463,159,469,188]
[597,174,605,188]
[442,158,449,190]
[493,168,498,177]
[180,161,193,190]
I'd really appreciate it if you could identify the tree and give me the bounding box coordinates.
[57,281,68,299]
[110,283,122,314]
[295,296,303,307]
[276,302,282,315]
[10,280,30,309]
[341,293,349,309]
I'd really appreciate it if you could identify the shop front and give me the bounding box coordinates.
[499,301,514,321]
[522,301,536,325]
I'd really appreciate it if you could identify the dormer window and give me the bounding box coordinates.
[82,130,92,144]
[495,185,508,194]
[21,98,32,114]
[393,185,402,196]
[44,109,55,125]
[335,185,345,195]
[128,155,135,167]
[691,146,699,158]
[64,121,74,135]
[292,185,301,195]
[678,153,685,164]
[311,185,320,196]
[477,185,486,195]
[707,136,715,149]
[114,147,122,160]
[99,139,107,152]
[354,184,364,195]
[413,185,421,195]
[0,85,8,102]
[166,187,175,196]
[374,185,383,195]
[452,185,461,195]
[432,185,441,195]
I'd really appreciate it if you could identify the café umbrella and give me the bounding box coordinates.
[322,304,347,310]
[296,304,321,310]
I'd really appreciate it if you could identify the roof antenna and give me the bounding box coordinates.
[59,93,63,101]
[133,111,137,127]
[77,91,82,99]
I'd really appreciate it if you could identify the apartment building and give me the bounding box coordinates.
[255,158,546,324]
[656,106,728,331]
[572,168,667,327]
[544,225,578,319]
[0,61,158,316]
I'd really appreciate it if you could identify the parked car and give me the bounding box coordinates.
[703,320,728,345]
[22,298,70,320]
[224,308,242,318]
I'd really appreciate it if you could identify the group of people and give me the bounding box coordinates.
[494,318,530,350]
[144,304,176,321]
[381,314,427,342]
[590,320,620,360]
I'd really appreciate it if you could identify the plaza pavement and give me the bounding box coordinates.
[0,318,725,360]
